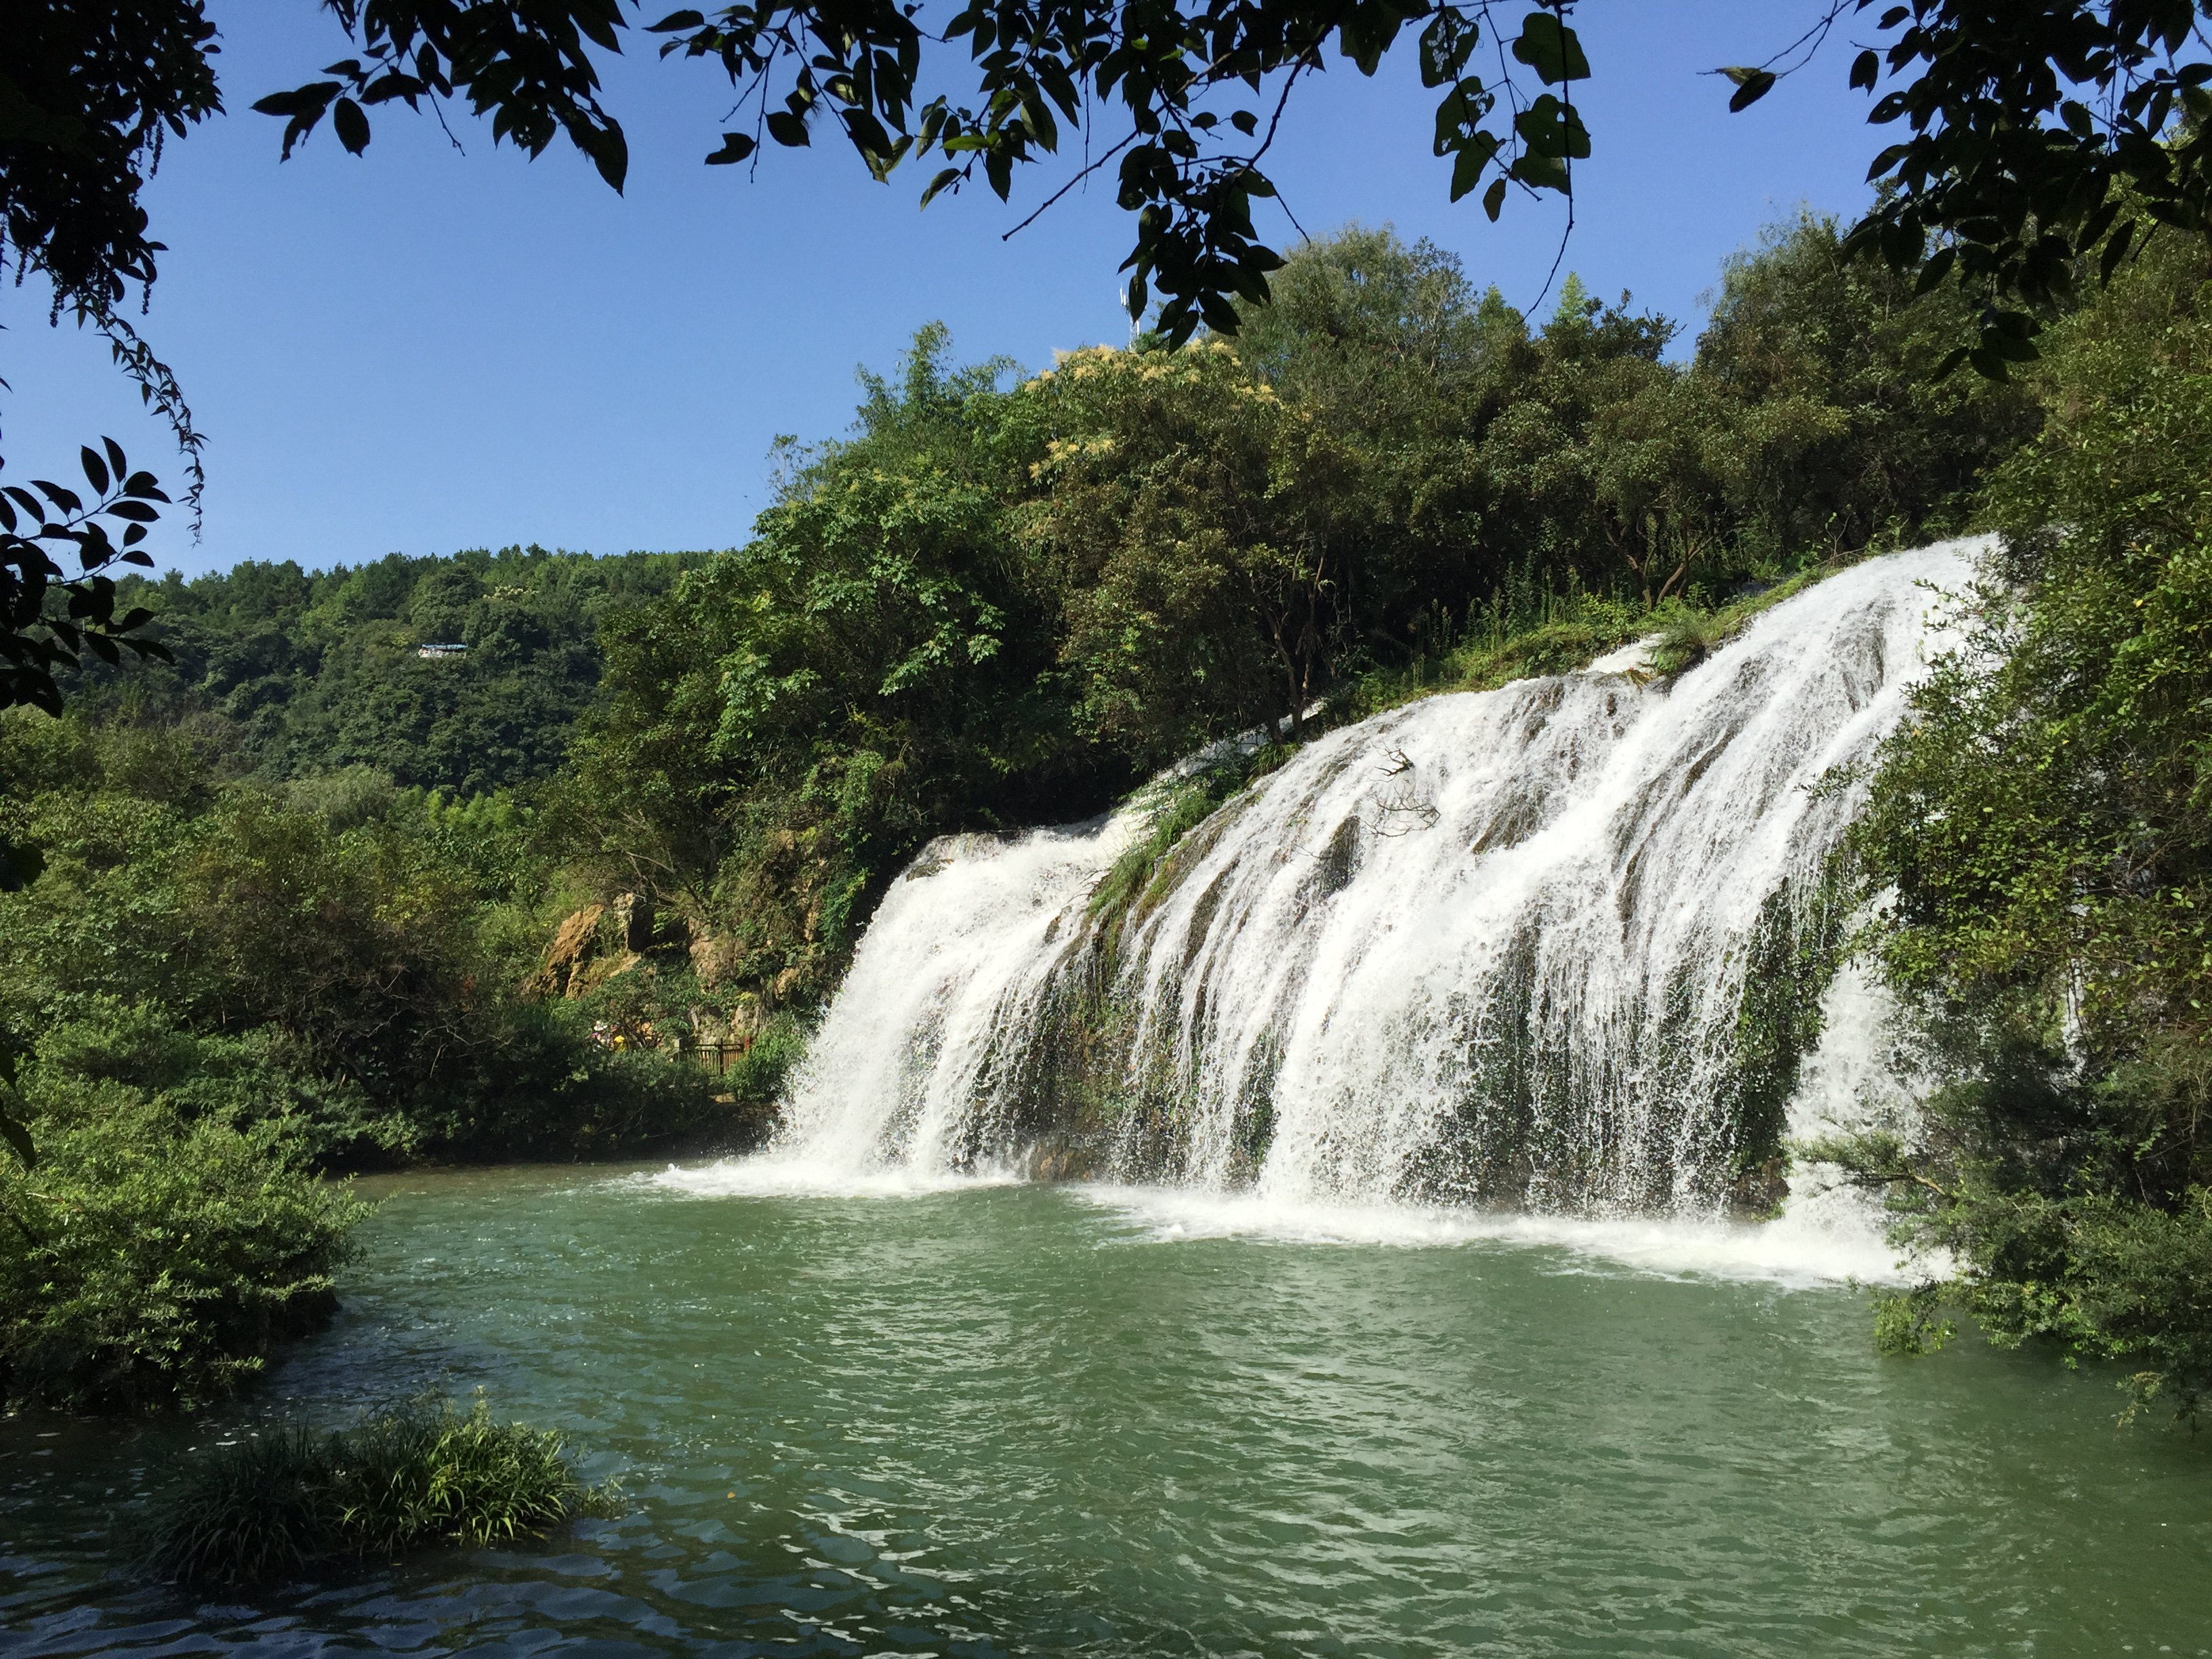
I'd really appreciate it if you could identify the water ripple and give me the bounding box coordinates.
[4,1170,2209,1657]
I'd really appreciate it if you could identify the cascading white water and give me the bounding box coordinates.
[720,542,1976,1222]
[763,809,1148,1183]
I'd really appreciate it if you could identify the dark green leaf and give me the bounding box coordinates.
[1511,14,1589,85]
[1723,68,1776,112]
[1449,132,1500,202]
[0,1106,35,1171]
[1913,245,1957,293]
[332,98,371,155]
[2100,218,2138,283]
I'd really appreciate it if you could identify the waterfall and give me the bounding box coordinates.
[706,543,1974,1219]
[765,814,1148,1183]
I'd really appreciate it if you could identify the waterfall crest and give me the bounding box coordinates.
[729,544,1974,1216]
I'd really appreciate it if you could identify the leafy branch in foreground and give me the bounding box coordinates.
[1835,0,2212,377]
[0,439,173,717]
[4,4,218,513]
[259,0,1593,341]
[260,3,2212,361]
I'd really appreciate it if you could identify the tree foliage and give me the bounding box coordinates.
[63,543,699,793]
[1843,0,2212,373]
[6,1,2207,718]
[0,441,174,721]
[16,3,2211,363]
[1,0,221,314]
[0,1090,365,1412]
[558,221,2024,1022]
[1847,230,2212,1416]
[243,1,2212,354]
[0,708,725,1169]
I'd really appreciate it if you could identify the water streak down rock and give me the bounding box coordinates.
[771,544,1978,1216]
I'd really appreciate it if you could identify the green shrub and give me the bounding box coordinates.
[30,997,415,1168]
[1645,611,1729,678]
[1872,1282,1957,1357]
[394,996,727,1160]
[0,708,728,1170]
[144,1395,622,1590]
[1846,234,2212,1416]
[0,1092,367,1411]
[716,1010,807,1115]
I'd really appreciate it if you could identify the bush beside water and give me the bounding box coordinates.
[143,1395,621,1589]
[1841,231,2212,1417]
[0,1094,365,1412]
[0,708,735,1412]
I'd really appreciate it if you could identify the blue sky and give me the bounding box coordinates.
[5,2,1885,578]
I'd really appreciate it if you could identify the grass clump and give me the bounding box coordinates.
[1644,611,1732,678]
[1351,564,1835,716]
[144,1393,623,1590]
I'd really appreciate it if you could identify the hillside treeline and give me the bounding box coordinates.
[68,544,702,794]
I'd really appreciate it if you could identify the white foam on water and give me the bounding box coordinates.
[649,1158,1026,1201]
[1583,634,1660,676]
[1071,1184,1910,1286]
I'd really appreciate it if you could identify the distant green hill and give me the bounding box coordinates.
[70,546,708,794]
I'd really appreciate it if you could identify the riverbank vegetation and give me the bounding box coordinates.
[1845,229,2212,1420]
[0,708,732,1408]
[143,1393,620,1589]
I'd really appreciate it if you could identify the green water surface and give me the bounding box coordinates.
[3,1165,2209,1656]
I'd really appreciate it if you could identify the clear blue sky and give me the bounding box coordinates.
[4,2,1884,578]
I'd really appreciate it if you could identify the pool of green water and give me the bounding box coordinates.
[3,1164,2209,1656]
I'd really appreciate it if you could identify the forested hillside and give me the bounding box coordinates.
[64,546,702,794]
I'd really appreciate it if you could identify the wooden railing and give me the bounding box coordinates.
[687,1038,755,1077]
